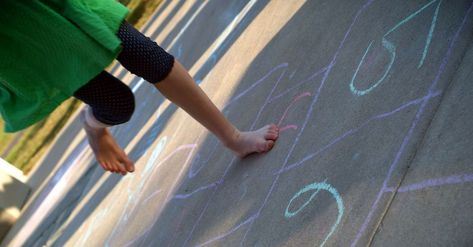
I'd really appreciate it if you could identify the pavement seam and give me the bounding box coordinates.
[367,25,473,247]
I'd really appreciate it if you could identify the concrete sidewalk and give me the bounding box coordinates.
[2,0,473,246]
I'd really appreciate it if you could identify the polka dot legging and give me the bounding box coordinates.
[73,21,175,125]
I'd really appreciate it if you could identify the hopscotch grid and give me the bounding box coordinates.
[70,0,472,246]
[188,61,329,246]
[238,0,377,245]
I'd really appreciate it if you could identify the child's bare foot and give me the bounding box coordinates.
[80,111,134,175]
[226,124,279,158]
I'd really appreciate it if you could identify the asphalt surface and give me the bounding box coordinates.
[2,0,473,246]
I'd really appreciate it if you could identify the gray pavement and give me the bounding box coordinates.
[2,0,473,246]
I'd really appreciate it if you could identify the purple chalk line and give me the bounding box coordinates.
[384,173,473,193]
[274,91,441,176]
[188,133,218,178]
[172,180,221,200]
[195,213,259,247]
[351,3,473,246]
[223,63,288,109]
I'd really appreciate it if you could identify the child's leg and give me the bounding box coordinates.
[153,61,279,157]
[73,71,135,175]
[116,21,279,158]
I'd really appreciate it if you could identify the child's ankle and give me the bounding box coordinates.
[222,128,241,150]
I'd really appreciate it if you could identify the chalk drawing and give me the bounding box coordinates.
[289,69,297,80]
[116,143,197,247]
[64,1,471,246]
[419,0,442,68]
[352,153,360,161]
[182,78,318,243]
[172,180,221,200]
[349,39,395,96]
[238,181,248,203]
[277,92,312,127]
[186,63,290,181]
[184,1,376,243]
[223,63,288,108]
[350,0,441,96]
[187,132,219,179]
[274,91,442,176]
[195,213,259,247]
[279,125,298,132]
[104,137,168,246]
[188,63,297,180]
[270,66,328,103]
[142,189,163,205]
[384,173,473,193]
[285,180,344,247]
[383,0,441,69]
[352,3,473,246]
[182,62,289,247]
[239,0,376,245]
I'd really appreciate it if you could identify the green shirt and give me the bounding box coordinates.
[0,0,129,132]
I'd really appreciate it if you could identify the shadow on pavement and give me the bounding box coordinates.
[16,0,270,246]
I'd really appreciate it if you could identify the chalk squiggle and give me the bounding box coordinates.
[284,180,344,247]
[277,92,312,127]
[280,125,298,132]
[349,0,441,96]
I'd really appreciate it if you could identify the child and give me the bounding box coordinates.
[0,0,278,175]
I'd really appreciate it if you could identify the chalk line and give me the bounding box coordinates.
[384,173,473,193]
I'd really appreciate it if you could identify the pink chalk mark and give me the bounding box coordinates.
[277,92,312,127]
[279,125,298,132]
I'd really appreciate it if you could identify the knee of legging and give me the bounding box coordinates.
[116,21,175,84]
[93,90,135,125]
